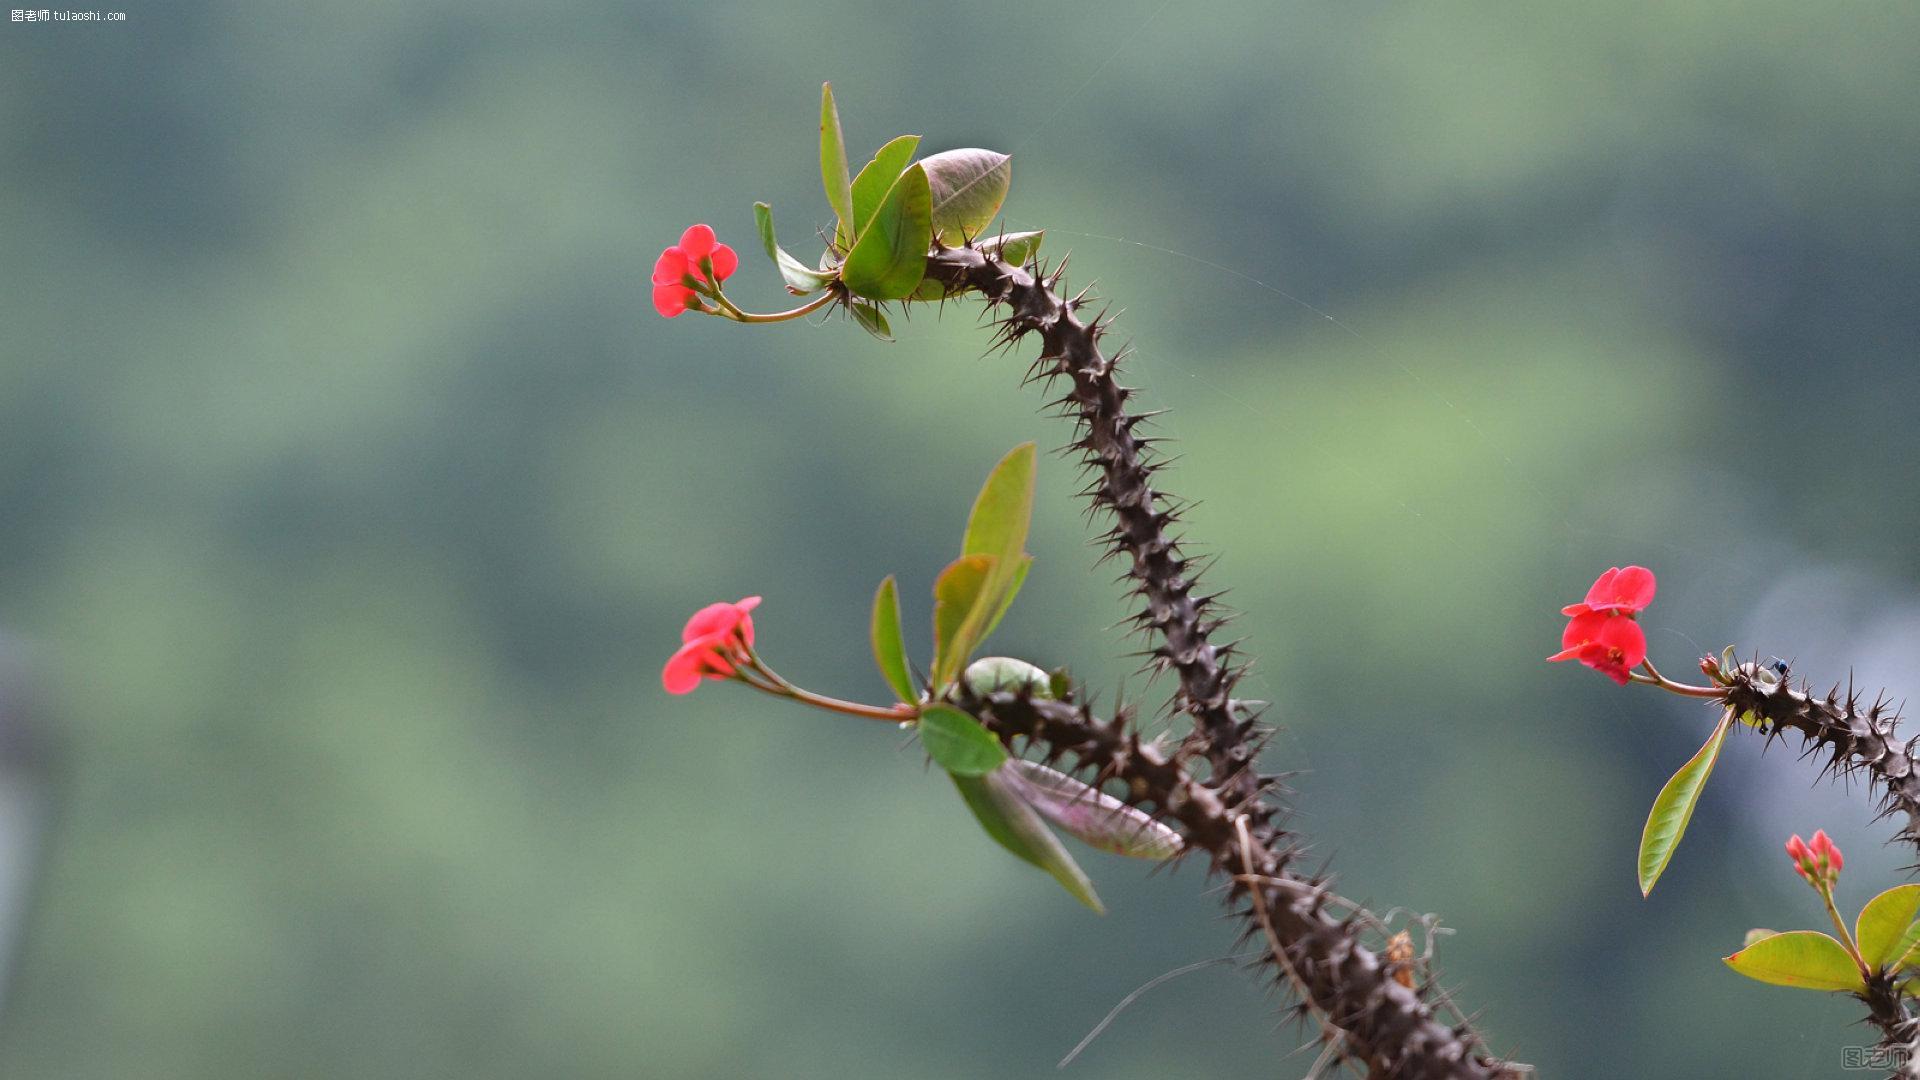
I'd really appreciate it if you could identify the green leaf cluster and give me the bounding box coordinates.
[861,444,1179,912]
[1724,885,1920,994]
[750,85,1040,331]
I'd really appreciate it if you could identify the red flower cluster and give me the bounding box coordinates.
[1785,829,1843,887]
[652,224,738,318]
[1548,565,1656,684]
[662,596,761,694]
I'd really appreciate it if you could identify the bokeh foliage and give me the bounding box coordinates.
[1,2,1917,1076]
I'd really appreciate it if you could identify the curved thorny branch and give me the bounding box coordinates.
[1719,662,1920,1073]
[926,243,1524,1078]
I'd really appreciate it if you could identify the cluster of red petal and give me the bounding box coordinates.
[662,596,761,694]
[1785,829,1843,886]
[1547,566,1656,684]
[652,224,738,318]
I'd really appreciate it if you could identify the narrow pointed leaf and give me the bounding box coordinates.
[962,442,1036,561]
[819,83,853,248]
[851,134,921,237]
[962,656,1052,697]
[918,705,1008,777]
[1638,712,1732,896]
[1006,760,1182,860]
[932,553,994,688]
[951,765,1103,913]
[948,443,1036,681]
[849,301,893,341]
[870,576,915,704]
[752,202,835,294]
[1857,884,1920,970]
[841,163,932,301]
[921,148,1012,244]
[1723,930,1865,991]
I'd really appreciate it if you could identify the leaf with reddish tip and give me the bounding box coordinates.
[944,443,1036,682]
[932,553,994,689]
[1638,711,1731,896]
[1724,930,1865,991]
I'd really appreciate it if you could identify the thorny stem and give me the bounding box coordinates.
[927,243,1522,1078]
[952,682,1527,1079]
[1234,817,1371,1073]
[1716,659,1920,1075]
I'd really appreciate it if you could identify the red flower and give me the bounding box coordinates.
[1561,565,1657,616]
[652,224,739,318]
[662,596,762,694]
[1786,829,1843,886]
[1548,611,1647,684]
[1549,565,1656,684]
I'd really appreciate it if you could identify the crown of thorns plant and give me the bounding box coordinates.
[654,84,1920,1079]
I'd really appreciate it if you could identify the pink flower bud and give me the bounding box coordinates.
[1810,829,1843,876]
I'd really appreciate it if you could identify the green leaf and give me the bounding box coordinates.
[977,229,1044,266]
[870,576,915,704]
[849,301,893,341]
[962,656,1052,697]
[1005,760,1182,860]
[929,445,1040,688]
[962,441,1037,561]
[851,134,921,237]
[1638,712,1732,896]
[1723,930,1866,991]
[947,443,1035,682]
[752,202,835,295]
[840,163,932,301]
[918,705,1008,777]
[979,555,1030,641]
[819,83,853,248]
[932,553,994,688]
[950,765,1103,913]
[920,148,1012,244]
[1857,884,1920,970]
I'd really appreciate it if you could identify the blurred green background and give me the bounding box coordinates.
[2,2,1917,1076]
